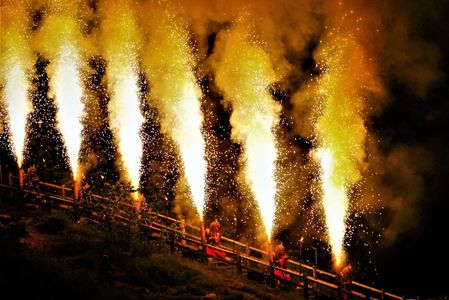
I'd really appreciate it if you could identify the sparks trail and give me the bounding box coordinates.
[99,0,144,200]
[141,3,207,220]
[0,1,33,168]
[211,23,282,241]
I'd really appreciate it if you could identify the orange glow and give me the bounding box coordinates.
[36,1,87,180]
[314,33,373,267]
[141,4,206,219]
[100,0,144,196]
[211,23,281,240]
[0,1,33,168]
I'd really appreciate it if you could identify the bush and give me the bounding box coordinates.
[37,211,71,234]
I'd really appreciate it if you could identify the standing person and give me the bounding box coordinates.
[340,263,353,299]
[206,219,220,245]
[79,177,92,205]
[24,164,42,204]
[98,253,115,286]
[78,177,93,218]
[205,218,227,259]
[25,164,37,182]
[272,240,292,286]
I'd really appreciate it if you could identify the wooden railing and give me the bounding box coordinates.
[0,175,408,300]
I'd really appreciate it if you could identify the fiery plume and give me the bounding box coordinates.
[99,0,144,198]
[211,21,281,240]
[0,0,33,168]
[35,0,87,179]
[140,2,207,219]
[313,33,379,266]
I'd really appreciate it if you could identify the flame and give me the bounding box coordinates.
[211,23,281,241]
[316,148,347,267]
[314,33,371,267]
[52,43,84,180]
[100,0,143,195]
[0,1,33,168]
[35,2,88,180]
[141,4,206,219]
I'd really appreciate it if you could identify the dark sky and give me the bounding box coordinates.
[371,5,449,297]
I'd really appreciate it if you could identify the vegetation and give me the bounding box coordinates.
[0,204,301,300]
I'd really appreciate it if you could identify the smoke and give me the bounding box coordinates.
[97,0,144,192]
[289,0,441,254]
[139,0,207,220]
[0,0,34,168]
[0,0,443,252]
[209,18,283,241]
[360,140,433,246]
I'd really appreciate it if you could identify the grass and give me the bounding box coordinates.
[0,206,302,300]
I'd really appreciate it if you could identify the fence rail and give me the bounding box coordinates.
[0,175,406,300]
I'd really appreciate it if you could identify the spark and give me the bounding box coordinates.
[100,0,144,196]
[211,23,281,240]
[141,5,206,219]
[0,1,33,168]
[52,42,84,179]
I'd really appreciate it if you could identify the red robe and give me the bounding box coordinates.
[206,230,227,258]
[274,255,291,281]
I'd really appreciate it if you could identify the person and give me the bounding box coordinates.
[340,263,353,299]
[24,164,42,204]
[25,164,37,182]
[98,253,115,286]
[76,177,93,219]
[79,177,92,205]
[205,218,227,259]
[272,240,292,286]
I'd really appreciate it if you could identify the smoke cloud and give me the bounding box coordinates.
[0,0,443,252]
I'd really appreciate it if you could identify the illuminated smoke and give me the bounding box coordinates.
[141,3,206,219]
[313,33,373,267]
[35,1,87,180]
[99,0,143,197]
[0,1,33,168]
[316,148,348,266]
[52,43,84,179]
[211,22,281,241]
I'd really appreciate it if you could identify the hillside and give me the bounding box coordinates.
[0,204,301,300]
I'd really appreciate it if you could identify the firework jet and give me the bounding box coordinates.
[37,1,86,179]
[100,0,144,198]
[0,1,33,168]
[314,33,374,267]
[212,23,281,240]
[141,3,207,219]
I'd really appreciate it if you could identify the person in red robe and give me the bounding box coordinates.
[205,219,227,259]
[272,240,292,284]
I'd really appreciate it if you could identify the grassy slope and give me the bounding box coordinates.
[0,207,300,300]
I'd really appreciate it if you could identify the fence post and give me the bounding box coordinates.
[337,273,342,300]
[200,222,207,262]
[313,266,317,290]
[381,289,385,300]
[269,260,275,288]
[236,253,242,274]
[8,172,13,198]
[303,275,309,300]
[19,168,24,189]
[170,233,175,254]
[62,184,65,199]
[180,218,186,246]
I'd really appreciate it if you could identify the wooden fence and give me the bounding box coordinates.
[0,174,408,300]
